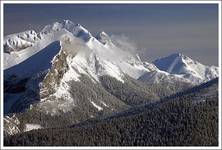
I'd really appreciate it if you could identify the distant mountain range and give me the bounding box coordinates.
[3,20,219,146]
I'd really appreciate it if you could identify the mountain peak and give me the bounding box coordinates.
[42,20,75,32]
[153,52,193,74]
[171,52,183,57]
[41,20,92,42]
[153,52,218,82]
[156,53,191,65]
[50,20,75,31]
[62,19,74,25]
[168,52,188,59]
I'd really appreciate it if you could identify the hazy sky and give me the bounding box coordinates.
[4,4,218,65]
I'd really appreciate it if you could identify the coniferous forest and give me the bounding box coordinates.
[4,78,218,146]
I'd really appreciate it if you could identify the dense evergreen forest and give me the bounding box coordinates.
[4,78,218,146]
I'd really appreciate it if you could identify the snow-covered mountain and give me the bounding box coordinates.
[4,20,91,69]
[4,20,218,84]
[153,53,218,83]
[4,20,151,81]
[3,20,219,136]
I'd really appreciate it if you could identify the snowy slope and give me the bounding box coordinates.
[4,29,71,69]
[4,30,40,53]
[153,53,218,83]
[4,41,61,78]
[94,31,156,79]
[138,70,191,84]
[4,20,91,69]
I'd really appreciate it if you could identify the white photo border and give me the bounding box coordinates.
[0,1,221,149]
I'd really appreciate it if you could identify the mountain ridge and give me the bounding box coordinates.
[153,52,218,83]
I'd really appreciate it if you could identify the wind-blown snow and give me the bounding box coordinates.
[59,34,125,83]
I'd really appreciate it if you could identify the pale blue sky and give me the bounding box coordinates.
[4,4,218,65]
